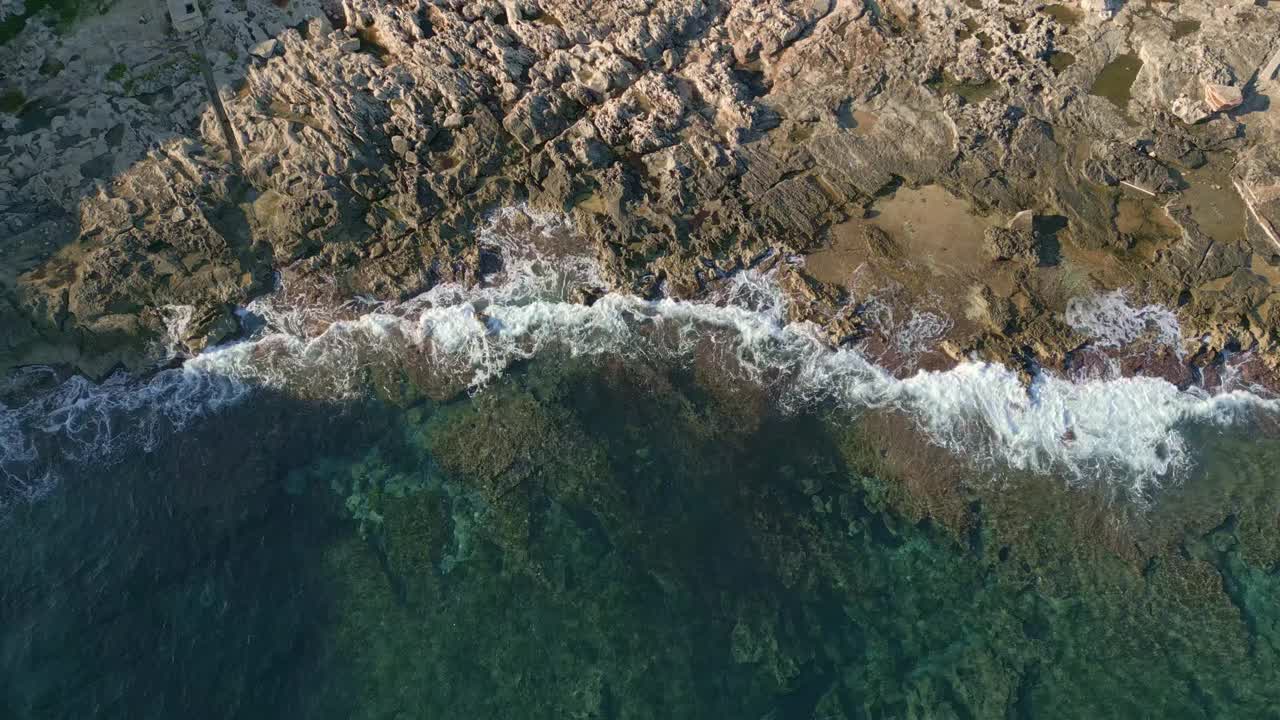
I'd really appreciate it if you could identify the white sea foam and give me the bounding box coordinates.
[856,286,953,370]
[0,365,247,513]
[1065,290,1184,354]
[157,304,196,358]
[1,207,1276,509]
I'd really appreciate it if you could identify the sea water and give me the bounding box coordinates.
[2,207,1279,718]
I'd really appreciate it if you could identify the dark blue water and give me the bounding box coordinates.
[2,351,1279,719]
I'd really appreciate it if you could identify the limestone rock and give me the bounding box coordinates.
[1263,46,1280,84]
[503,91,579,151]
[176,304,240,354]
[1171,95,1211,125]
[250,38,283,59]
[984,211,1039,262]
[1236,146,1280,251]
[1081,141,1178,194]
[1079,0,1123,19]
[2,0,1280,384]
[970,285,1020,334]
[862,225,900,259]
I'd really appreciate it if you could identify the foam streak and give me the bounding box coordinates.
[1,209,1274,509]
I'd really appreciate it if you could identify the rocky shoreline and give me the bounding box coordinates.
[5,6,1280,713]
[1,0,1279,388]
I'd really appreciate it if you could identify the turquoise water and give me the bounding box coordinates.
[2,349,1280,719]
[3,209,1279,717]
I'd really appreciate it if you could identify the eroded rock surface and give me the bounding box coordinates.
[2,0,1280,382]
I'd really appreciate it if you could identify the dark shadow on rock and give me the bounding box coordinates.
[204,178,276,288]
[0,4,338,308]
[0,7,315,374]
[1235,83,1273,118]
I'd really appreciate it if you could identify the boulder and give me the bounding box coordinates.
[1204,83,1243,113]
[250,38,283,59]
[1171,95,1211,125]
[984,211,1038,262]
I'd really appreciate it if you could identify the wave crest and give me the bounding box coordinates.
[1,208,1275,510]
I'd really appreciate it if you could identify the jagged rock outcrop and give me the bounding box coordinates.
[984,210,1039,262]
[0,0,1279,382]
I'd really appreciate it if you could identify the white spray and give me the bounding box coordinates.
[0,208,1275,510]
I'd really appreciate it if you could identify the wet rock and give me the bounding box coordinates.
[970,285,1020,334]
[862,225,900,259]
[178,304,240,354]
[1081,141,1178,194]
[1236,146,1280,251]
[1159,204,1250,285]
[1149,118,1207,169]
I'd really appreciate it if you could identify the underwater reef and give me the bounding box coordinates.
[3,354,1279,719]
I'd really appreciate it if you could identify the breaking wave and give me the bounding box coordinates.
[1,207,1276,511]
[1065,289,1184,355]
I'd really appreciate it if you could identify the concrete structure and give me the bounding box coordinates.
[163,0,240,168]
[166,0,205,33]
[194,37,243,168]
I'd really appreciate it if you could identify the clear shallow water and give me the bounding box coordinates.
[3,208,1280,717]
[3,354,1280,719]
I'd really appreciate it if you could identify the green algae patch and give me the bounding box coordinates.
[0,89,25,114]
